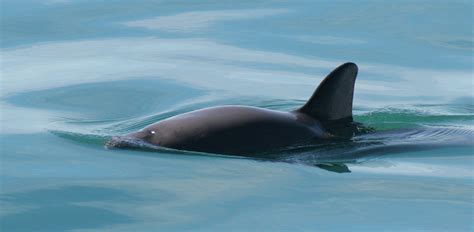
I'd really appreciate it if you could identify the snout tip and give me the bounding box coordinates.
[105,137,121,149]
[105,136,136,149]
[105,135,161,151]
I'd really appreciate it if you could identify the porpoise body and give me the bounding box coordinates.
[107,62,360,156]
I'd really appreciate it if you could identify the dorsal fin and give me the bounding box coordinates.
[297,62,358,121]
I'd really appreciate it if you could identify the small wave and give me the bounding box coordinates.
[279,125,474,165]
[49,130,109,146]
[355,105,474,130]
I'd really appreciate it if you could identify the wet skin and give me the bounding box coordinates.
[107,62,359,156]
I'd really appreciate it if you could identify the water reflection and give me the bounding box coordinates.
[5,79,205,120]
[0,186,135,231]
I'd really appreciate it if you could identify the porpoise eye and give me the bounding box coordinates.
[150,130,156,135]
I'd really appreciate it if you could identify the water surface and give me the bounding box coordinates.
[1,0,473,231]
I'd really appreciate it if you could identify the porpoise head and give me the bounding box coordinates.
[106,127,160,149]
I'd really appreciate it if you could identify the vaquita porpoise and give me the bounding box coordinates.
[106,62,362,156]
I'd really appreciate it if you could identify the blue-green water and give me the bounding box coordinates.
[1,0,473,231]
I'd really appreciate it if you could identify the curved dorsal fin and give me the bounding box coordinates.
[297,62,358,121]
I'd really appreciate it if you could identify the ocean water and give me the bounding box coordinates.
[1,0,473,231]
